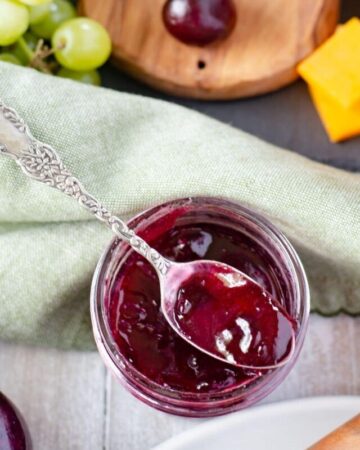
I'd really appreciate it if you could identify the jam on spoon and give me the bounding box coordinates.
[164,261,295,369]
[1,99,295,371]
[163,0,237,46]
[0,392,31,450]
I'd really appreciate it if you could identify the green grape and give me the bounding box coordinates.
[0,0,30,46]
[10,32,38,64]
[0,53,22,65]
[52,18,111,71]
[28,2,51,25]
[30,0,76,39]
[19,0,51,4]
[57,67,101,86]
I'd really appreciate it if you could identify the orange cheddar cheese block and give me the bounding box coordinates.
[309,84,360,142]
[298,18,360,109]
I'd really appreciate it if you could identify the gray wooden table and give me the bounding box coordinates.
[1,315,359,449]
[1,1,360,448]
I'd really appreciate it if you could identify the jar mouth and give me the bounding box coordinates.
[91,197,310,414]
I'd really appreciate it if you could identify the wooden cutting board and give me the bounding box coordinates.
[79,0,340,99]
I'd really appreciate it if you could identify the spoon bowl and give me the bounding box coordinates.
[161,259,296,370]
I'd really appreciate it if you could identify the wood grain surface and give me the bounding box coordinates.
[80,0,339,99]
[309,414,360,449]
[98,1,360,172]
[1,315,359,450]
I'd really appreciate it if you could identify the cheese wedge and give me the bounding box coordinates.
[309,84,360,142]
[298,18,360,109]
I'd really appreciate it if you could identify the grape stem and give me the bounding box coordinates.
[30,39,52,73]
[29,40,65,75]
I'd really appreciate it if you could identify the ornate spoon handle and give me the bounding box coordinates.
[0,100,170,275]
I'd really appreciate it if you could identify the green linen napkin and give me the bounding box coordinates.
[0,62,359,350]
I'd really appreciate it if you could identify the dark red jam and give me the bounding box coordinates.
[106,223,296,394]
[163,0,236,46]
[173,262,295,368]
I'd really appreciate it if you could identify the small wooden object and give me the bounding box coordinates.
[308,414,360,449]
[79,0,340,99]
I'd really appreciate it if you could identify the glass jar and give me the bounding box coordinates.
[91,197,309,417]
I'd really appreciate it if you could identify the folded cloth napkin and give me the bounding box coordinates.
[0,62,359,350]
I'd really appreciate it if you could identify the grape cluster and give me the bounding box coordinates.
[0,0,111,85]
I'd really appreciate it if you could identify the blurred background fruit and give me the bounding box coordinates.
[0,0,111,86]
[0,392,32,450]
[0,0,29,46]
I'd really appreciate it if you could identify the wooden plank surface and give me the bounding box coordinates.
[81,0,339,99]
[1,314,359,450]
[100,0,360,171]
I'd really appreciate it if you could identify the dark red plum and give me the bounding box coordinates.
[0,393,31,450]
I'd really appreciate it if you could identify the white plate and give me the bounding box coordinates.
[153,396,360,450]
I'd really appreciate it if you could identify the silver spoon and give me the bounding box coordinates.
[0,100,296,370]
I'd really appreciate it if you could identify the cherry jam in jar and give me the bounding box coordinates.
[91,198,309,417]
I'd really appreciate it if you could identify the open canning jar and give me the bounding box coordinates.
[91,197,309,417]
